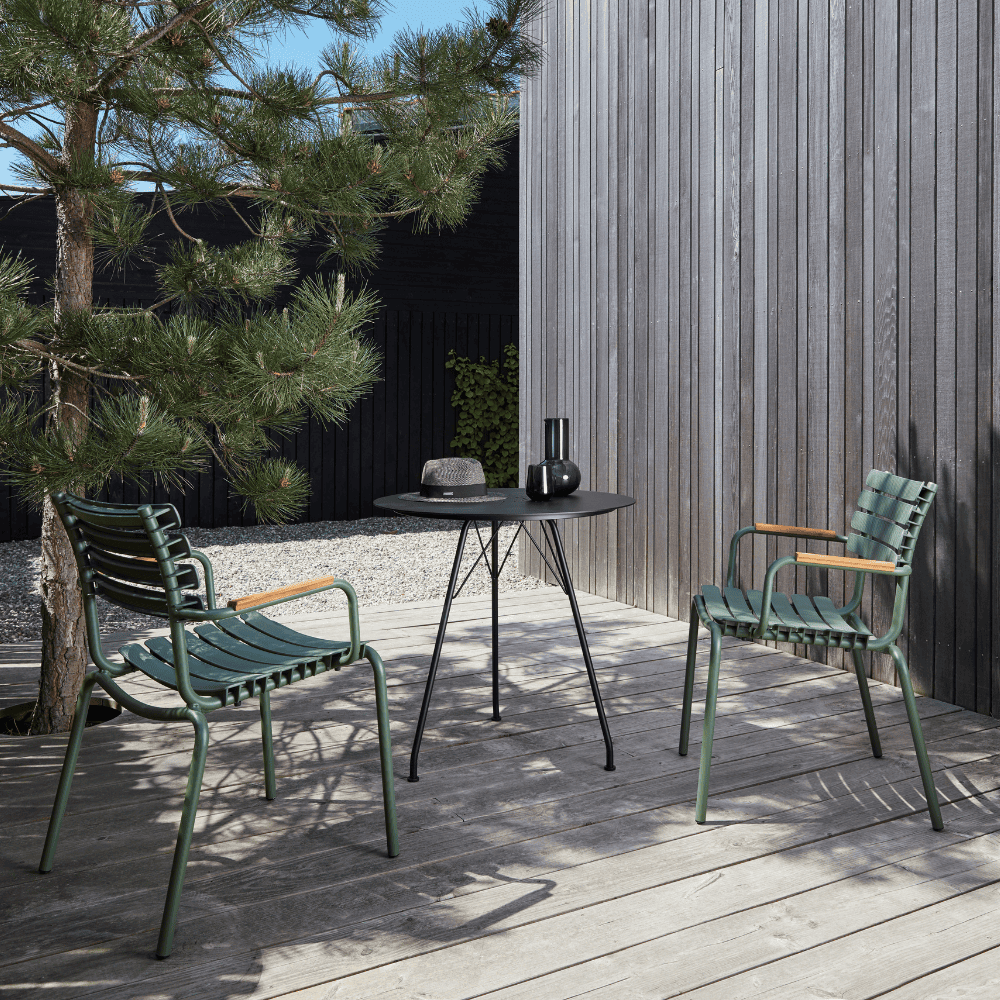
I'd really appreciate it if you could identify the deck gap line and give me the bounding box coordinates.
[864,942,1000,1000]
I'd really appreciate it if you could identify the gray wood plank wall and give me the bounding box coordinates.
[519,0,999,718]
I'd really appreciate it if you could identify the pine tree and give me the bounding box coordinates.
[0,0,542,733]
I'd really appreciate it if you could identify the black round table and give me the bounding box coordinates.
[373,488,636,781]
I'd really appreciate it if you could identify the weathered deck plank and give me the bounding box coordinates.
[1,590,998,999]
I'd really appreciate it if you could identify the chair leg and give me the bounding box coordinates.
[889,645,944,831]
[38,672,100,874]
[850,649,883,758]
[695,622,723,824]
[259,688,277,801]
[678,603,700,757]
[156,709,210,959]
[367,646,399,859]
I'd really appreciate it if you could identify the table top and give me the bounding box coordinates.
[373,488,635,522]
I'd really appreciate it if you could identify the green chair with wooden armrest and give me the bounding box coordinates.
[38,493,399,958]
[678,470,943,831]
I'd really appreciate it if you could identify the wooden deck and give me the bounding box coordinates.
[2,587,999,999]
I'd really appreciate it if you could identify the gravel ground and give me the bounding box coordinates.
[0,516,546,643]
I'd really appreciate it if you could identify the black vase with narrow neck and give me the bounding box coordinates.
[544,417,570,460]
[538,417,581,496]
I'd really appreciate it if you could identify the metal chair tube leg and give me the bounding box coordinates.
[156,709,209,959]
[889,645,944,831]
[39,672,100,874]
[678,604,700,757]
[408,520,472,782]
[260,687,277,800]
[546,521,615,772]
[491,519,501,721]
[695,622,723,824]
[851,649,883,758]
[367,646,400,858]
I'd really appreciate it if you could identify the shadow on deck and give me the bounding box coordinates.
[1,588,999,999]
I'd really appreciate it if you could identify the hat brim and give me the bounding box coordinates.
[397,490,505,503]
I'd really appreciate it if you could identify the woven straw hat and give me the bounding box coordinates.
[399,457,504,503]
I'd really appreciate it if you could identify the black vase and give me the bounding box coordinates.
[536,417,581,497]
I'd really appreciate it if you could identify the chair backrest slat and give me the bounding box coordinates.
[854,489,919,526]
[74,521,192,560]
[849,510,907,552]
[864,470,926,503]
[88,548,200,589]
[846,532,901,564]
[845,470,937,568]
[92,574,203,616]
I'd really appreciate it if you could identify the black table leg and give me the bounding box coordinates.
[545,519,616,771]
[491,519,501,721]
[408,520,471,782]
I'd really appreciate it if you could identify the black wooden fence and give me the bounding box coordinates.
[0,135,519,540]
[1,309,516,540]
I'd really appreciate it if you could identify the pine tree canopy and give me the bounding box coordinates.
[0,0,542,522]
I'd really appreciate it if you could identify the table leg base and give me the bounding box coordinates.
[605,764,616,772]
[407,775,420,783]
[492,713,502,722]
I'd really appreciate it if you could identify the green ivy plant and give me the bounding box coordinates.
[446,343,519,487]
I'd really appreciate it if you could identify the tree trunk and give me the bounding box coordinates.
[30,102,98,735]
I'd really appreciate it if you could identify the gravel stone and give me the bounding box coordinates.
[0,516,545,643]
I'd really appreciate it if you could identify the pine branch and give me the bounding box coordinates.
[92,0,215,97]
[0,121,60,176]
[144,85,254,100]
[155,184,202,243]
[13,339,139,381]
[0,99,55,121]
[0,193,50,223]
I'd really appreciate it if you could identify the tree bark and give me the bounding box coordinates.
[30,101,98,735]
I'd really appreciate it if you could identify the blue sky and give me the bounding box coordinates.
[0,1,470,185]
[264,1,471,69]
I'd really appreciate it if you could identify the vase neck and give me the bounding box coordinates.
[544,418,569,460]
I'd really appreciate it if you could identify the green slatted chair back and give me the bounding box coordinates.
[53,493,206,633]
[845,471,938,569]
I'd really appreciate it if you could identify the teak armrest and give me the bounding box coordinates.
[228,575,339,611]
[755,522,840,540]
[795,551,896,573]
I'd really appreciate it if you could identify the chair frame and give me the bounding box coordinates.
[38,493,399,958]
[678,472,944,832]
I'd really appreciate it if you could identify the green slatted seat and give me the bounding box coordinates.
[38,493,399,959]
[678,470,943,831]
[697,585,874,649]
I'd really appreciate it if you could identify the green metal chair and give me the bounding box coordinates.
[38,493,399,958]
[678,470,943,831]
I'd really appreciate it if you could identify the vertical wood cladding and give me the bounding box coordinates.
[520,0,999,717]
